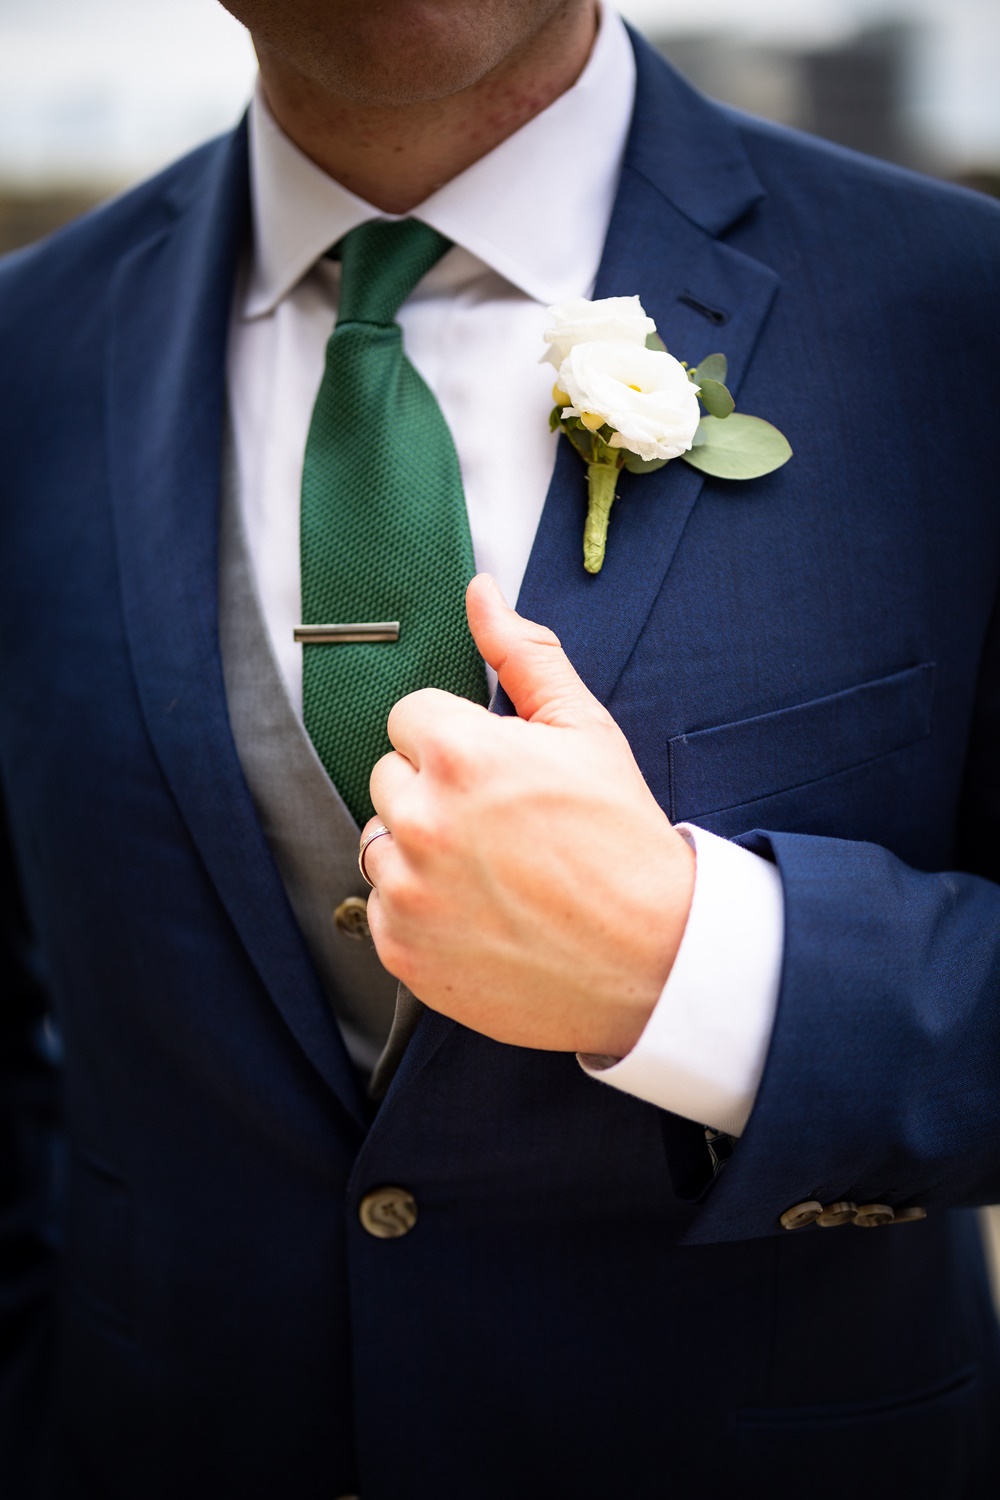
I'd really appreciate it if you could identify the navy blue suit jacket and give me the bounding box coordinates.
[2,33,1000,1500]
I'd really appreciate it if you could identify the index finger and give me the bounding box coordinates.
[387,686,490,769]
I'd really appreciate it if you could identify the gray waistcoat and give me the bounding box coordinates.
[217,456,422,1097]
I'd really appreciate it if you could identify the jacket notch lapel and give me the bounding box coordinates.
[106,123,367,1128]
[510,38,781,712]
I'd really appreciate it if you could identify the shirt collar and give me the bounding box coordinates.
[243,4,637,318]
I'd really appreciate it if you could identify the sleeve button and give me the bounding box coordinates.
[853,1203,895,1228]
[780,1200,824,1230]
[817,1201,858,1227]
[890,1206,927,1224]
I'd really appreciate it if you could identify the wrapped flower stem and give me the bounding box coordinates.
[584,462,619,574]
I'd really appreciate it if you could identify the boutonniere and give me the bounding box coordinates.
[543,296,792,574]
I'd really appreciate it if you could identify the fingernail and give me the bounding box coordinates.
[483,574,509,607]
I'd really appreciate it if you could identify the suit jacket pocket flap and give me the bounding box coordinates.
[668,662,934,822]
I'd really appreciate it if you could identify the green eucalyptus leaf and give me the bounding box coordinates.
[681,413,792,480]
[696,379,735,419]
[692,353,728,384]
[621,452,669,475]
[549,406,562,432]
[645,331,668,354]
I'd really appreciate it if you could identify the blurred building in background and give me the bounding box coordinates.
[1,0,998,254]
[656,18,998,192]
[658,24,918,167]
[0,0,256,251]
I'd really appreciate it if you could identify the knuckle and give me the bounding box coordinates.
[393,881,426,923]
[375,860,405,904]
[379,865,431,924]
[428,737,470,784]
[528,623,563,652]
[389,687,451,735]
[422,723,480,786]
[496,624,562,677]
[391,686,434,716]
[369,750,395,781]
[391,804,439,856]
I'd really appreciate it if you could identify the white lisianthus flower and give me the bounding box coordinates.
[543,295,656,369]
[558,340,702,462]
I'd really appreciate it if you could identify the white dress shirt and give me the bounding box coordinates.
[227,5,783,1137]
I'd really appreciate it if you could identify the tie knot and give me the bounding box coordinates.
[335,219,452,328]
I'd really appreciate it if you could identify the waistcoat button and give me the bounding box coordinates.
[359,1187,418,1239]
[333,896,371,940]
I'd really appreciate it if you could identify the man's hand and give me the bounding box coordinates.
[362,575,695,1056]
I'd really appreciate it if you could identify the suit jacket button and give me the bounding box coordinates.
[334,896,371,940]
[359,1187,418,1239]
[817,1200,858,1227]
[890,1206,927,1224]
[853,1203,895,1228]
[780,1200,823,1230]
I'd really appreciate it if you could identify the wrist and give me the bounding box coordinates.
[596,825,696,1058]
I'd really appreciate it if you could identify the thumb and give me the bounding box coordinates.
[466,574,612,729]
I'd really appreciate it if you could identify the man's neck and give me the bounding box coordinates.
[255,3,599,215]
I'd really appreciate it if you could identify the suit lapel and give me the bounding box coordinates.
[107,124,367,1128]
[509,34,780,709]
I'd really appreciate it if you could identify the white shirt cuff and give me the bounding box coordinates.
[578,825,784,1137]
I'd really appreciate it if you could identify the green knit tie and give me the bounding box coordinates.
[300,219,488,826]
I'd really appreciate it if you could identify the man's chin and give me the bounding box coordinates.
[225,0,585,109]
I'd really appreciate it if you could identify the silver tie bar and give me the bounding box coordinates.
[293,622,400,645]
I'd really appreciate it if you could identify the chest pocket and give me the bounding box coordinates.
[667,662,935,824]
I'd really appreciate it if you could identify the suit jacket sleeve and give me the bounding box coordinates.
[677,595,1000,1244]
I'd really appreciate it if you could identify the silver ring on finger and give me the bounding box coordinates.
[358,823,392,888]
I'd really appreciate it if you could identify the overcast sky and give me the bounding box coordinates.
[0,0,997,185]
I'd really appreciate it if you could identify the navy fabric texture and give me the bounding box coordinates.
[1,30,1000,1499]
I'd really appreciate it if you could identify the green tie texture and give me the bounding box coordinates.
[301,219,488,826]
